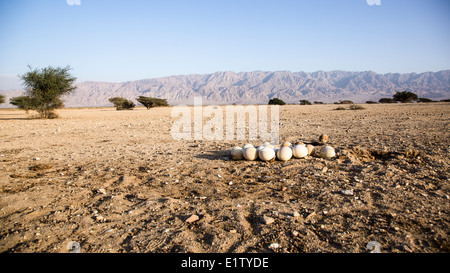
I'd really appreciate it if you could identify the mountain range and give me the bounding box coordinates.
[1,70,449,107]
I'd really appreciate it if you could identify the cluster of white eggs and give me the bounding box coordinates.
[230,135,336,162]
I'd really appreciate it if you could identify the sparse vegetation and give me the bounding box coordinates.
[334,104,365,111]
[268,98,286,105]
[338,100,354,104]
[366,100,377,104]
[417,98,434,103]
[314,101,324,104]
[393,91,418,103]
[349,104,365,110]
[10,96,34,113]
[109,97,135,110]
[10,65,76,118]
[136,96,169,109]
[379,98,396,103]
[299,99,312,105]
[0,94,5,104]
[334,106,347,110]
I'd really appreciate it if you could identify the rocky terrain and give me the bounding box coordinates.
[0,103,449,253]
[1,70,449,108]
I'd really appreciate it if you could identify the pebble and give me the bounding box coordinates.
[185,214,199,223]
[263,216,275,225]
[366,241,381,253]
[340,189,354,196]
[269,243,280,250]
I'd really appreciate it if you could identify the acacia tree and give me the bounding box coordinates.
[109,97,135,110]
[0,94,5,104]
[136,96,168,109]
[11,66,77,118]
[393,91,418,103]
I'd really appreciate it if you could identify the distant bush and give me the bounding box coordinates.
[334,106,347,110]
[379,98,396,103]
[0,94,5,104]
[314,101,324,104]
[366,100,377,104]
[441,99,450,102]
[393,91,418,103]
[299,99,312,105]
[268,98,286,105]
[334,105,365,111]
[417,98,434,103]
[109,97,135,110]
[339,100,354,104]
[349,104,365,110]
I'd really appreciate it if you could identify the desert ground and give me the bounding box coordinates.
[0,103,448,253]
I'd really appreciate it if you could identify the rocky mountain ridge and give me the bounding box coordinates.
[1,70,449,107]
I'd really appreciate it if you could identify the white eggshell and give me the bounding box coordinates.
[258,147,275,162]
[319,145,336,158]
[242,143,254,150]
[276,146,292,161]
[281,141,292,147]
[230,146,244,160]
[306,144,315,156]
[260,141,274,149]
[292,144,308,158]
[243,147,258,161]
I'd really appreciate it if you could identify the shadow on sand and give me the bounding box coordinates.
[194,150,231,161]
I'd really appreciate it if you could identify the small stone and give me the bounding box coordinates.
[98,188,107,194]
[319,134,329,144]
[185,214,200,223]
[366,241,381,253]
[269,243,280,250]
[305,212,316,222]
[341,189,354,195]
[293,211,300,218]
[263,216,275,225]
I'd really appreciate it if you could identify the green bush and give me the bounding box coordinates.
[268,98,286,105]
[0,94,5,104]
[417,98,434,103]
[299,99,312,105]
[379,98,396,103]
[109,97,135,110]
[393,91,418,103]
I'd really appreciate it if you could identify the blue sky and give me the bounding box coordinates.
[0,0,449,88]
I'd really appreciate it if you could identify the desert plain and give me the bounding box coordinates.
[0,103,448,253]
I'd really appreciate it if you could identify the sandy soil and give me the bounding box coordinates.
[0,103,448,253]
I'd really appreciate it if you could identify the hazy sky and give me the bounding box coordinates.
[0,0,449,88]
